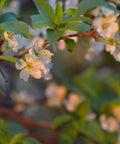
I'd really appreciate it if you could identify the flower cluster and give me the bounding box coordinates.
[64,92,85,112]
[11,91,37,112]
[45,83,86,112]
[100,114,119,132]
[45,83,67,107]
[86,4,120,61]
[16,38,54,81]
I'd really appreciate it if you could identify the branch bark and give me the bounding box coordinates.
[0,107,52,129]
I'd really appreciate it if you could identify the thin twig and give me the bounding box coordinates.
[0,69,8,83]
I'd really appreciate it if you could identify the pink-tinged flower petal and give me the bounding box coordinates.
[30,68,42,79]
[20,69,29,82]
[42,72,52,80]
[16,60,26,70]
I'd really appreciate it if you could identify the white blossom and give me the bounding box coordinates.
[45,83,67,107]
[100,114,119,132]
[16,58,42,81]
[87,5,119,62]
[16,38,54,82]
[92,4,119,39]
[101,7,115,17]
[105,34,120,62]
[3,31,27,52]
[90,39,105,53]
[64,92,85,112]
[85,39,105,61]
[93,14,119,38]
[92,7,102,17]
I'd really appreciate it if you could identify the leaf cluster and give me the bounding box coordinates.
[0,120,42,144]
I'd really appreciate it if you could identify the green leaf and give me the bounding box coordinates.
[0,21,30,38]
[0,0,6,10]
[75,120,104,143]
[33,0,54,23]
[7,123,28,138]
[0,130,10,144]
[74,68,101,100]
[20,138,42,144]
[60,17,92,24]
[0,12,16,23]
[10,133,24,144]
[60,125,78,144]
[107,77,120,97]
[0,120,9,134]
[47,29,64,45]
[0,120,10,143]
[61,22,90,32]
[31,14,55,28]
[101,98,120,113]
[64,38,76,52]
[73,118,85,131]
[73,99,90,118]
[0,86,5,96]
[62,14,72,21]
[0,56,21,64]
[85,121,104,143]
[52,114,72,129]
[65,8,76,16]
[104,131,119,144]
[75,0,120,16]
[53,1,63,24]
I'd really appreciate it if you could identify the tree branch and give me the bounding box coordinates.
[0,107,52,129]
[0,69,8,83]
[0,107,99,144]
[13,28,98,58]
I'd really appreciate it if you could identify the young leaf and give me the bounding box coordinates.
[62,13,72,21]
[0,0,6,10]
[73,99,90,118]
[53,1,63,24]
[0,130,10,144]
[76,120,104,143]
[60,17,92,24]
[10,133,24,144]
[64,38,76,52]
[84,121,104,143]
[0,120,9,134]
[0,56,21,64]
[0,21,30,38]
[33,0,54,23]
[0,120,10,143]
[47,29,64,45]
[0,86,5,96]
[61,22,90,32]
[60,125,78,144]
[0,12,16,23]
[31,14,55,28]
[52,114,72,129]
[73,118,85,131]
[75,0,120,16]
[65,8,76,16]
